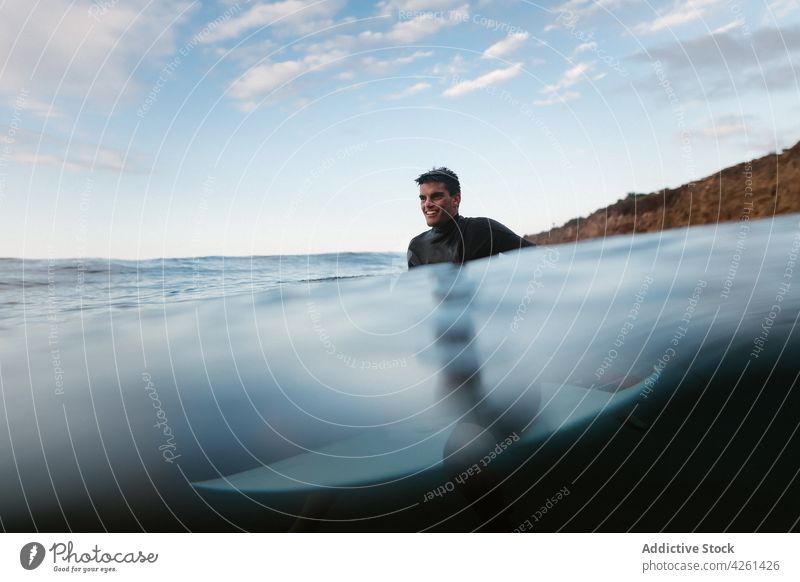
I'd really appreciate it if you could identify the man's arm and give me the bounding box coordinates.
[488,219,535,253]
[466,218,534,260]
[407,247,421,269]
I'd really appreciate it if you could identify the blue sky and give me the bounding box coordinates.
[1,0,798,259]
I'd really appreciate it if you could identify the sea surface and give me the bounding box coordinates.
[0,252,406,329]
[1,215,799,532]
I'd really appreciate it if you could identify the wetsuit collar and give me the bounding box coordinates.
[432,214,462,234]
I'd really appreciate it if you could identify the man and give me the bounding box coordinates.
[407,167,534,268]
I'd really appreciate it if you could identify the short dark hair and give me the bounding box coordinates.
[415,166,460,195]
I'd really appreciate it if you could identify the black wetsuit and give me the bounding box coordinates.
[407,215,534,268]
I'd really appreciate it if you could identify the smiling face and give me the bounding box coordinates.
[419,181,461,228]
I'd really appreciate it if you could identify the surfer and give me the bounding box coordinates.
[407,167,534,268]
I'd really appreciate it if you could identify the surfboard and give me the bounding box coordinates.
[193,376,650,497]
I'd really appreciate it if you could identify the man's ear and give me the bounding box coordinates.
[453,193,461,206]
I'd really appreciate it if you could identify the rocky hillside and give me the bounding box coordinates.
[525,140,800,245]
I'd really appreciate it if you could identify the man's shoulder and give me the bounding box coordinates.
[460,216,506,231]
[461,216,535,247]
[408,229,433,247]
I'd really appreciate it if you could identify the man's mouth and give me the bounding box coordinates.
[425,209,439,217]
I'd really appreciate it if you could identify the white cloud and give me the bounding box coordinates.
[533,90,580,106]
[574,41,598,54]
[443,62,523,97]
[228,59,310,103]
[19,97,63,119]
[0,0,193,104]
[430,54,467,76]
[766,0,800,19]
[712,20,744,35]
[699,122,747,138]
[532,61,591,106]
[11,152,84,172]
[545,0,632,31]
[635,8,703,34]
[392,49,435,64]
[227,45,351,107]
[7,131,142,173]
[223,1,467,108]
[200,0,346,44]
[361,50,434,73]
[482,32,529,59]
[359,4,469,44]
[213,39,277,68]
[685,114,799,151]
[693,114,754,139]
[376,0,465,11]
[227,46,434,107]
[541,62,592,93]
[388,81,432,99]
[633,0,725,35]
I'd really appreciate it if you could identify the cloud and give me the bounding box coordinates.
[574,41,598,54]
[228,59,311,103]
[224,3,467,108]
[633,0,725,35]
[766,0,800,19]
[688,114,798,151]
[376,0,465,11]
[359,4,469,44]
[545,0,632,31]
[637,24,800,68]
[11,152,84,172]
[0,0,194,105]
[17,97,63,120]
[531,61,592,105]
[429,54,467,76]
[226,41,360,108]
[631,24,800,100]
[620,24,800,119]
[533,91,580,106]
[387,81,432,99]
[541,61,592,93]
[213,39,276,68]
[4,125,145,173]
[227,46,435,108]
[482,32,529,59]
[360,50,434,74]
[712,20,744,35]
[698,121,748,139]
[200,0,347,44]
[443,62,523,96]
[634,7,703,34]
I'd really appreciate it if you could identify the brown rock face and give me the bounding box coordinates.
[525,141,800,245]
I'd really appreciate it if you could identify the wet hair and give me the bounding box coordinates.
[415,167,461,196]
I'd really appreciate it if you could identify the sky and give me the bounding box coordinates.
[0,0,798,259]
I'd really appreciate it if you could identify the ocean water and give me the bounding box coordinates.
[1,215,799,532]
[0,252,406,329]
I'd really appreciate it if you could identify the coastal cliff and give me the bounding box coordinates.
[525,140,800,245]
